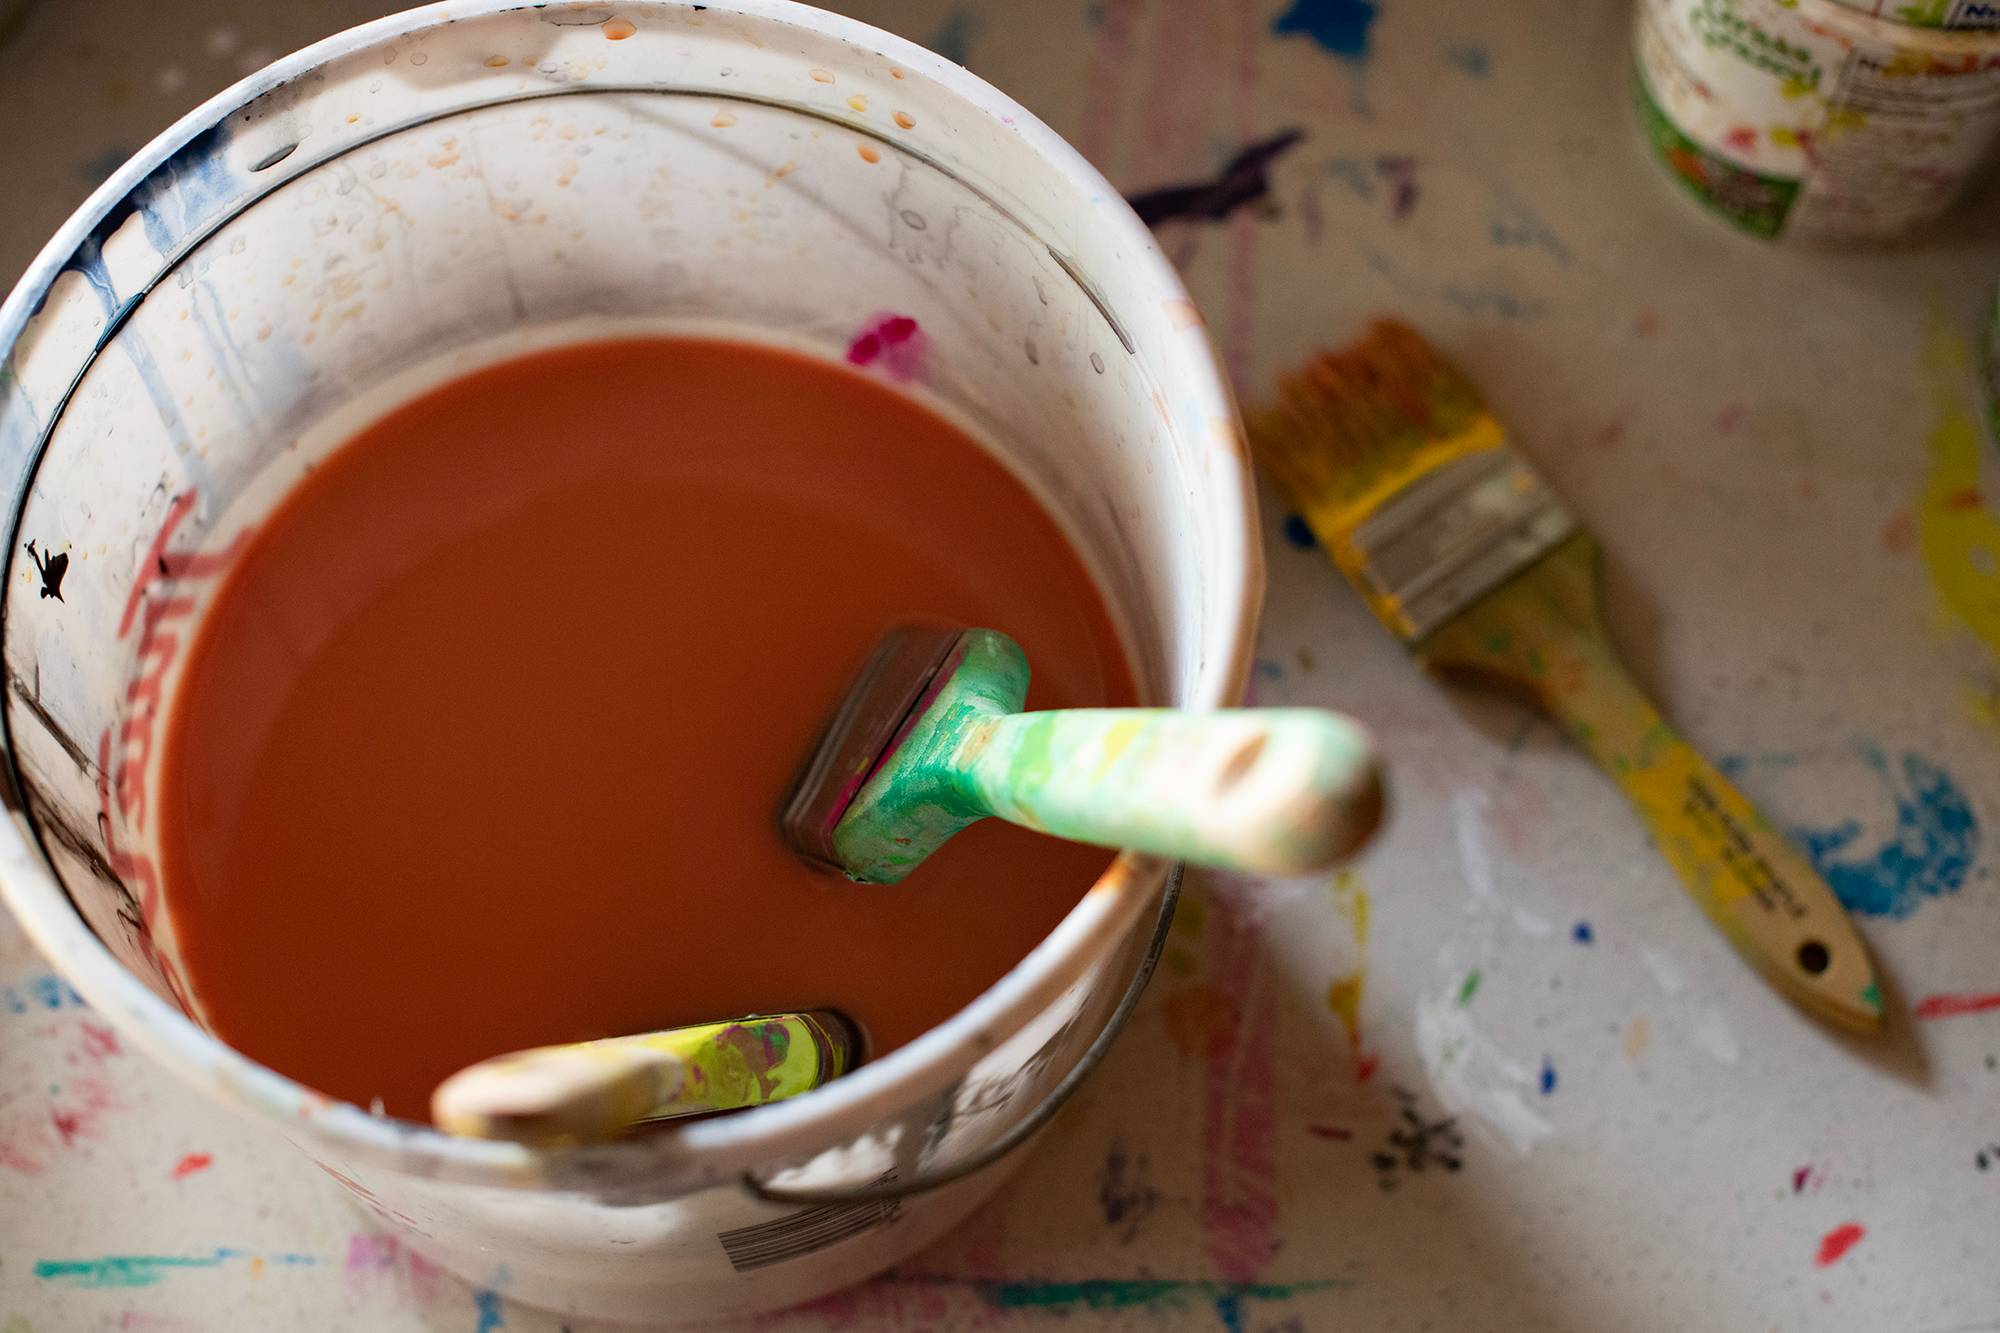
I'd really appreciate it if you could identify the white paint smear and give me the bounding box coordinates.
[1414,991,1554,1155]
[1641,948,1687,997]
[1451,788,1500,907]
[1641,949,1742,1065]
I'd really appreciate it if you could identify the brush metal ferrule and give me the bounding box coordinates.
[1338,446,1576,643]
[778,625,965,874]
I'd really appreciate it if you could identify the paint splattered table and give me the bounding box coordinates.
[2,0,1997,1329]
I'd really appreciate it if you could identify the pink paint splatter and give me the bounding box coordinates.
[1591,417,1628,452]
[1633,309,1662,339]
[1714,402,1748,433]
[47,1073,118,1146]
[1199,876,1280,1284]
[1792,1164,1818,1193]
[0,1135,44,1174]
[1724,125,1756,153]
[80,1020,123,1061]
[405,1247,449,1303]
[1306,1124,1353,1141]
[1914,992,2000,1020]
[172,1151,213,1179]
[845,314,925,382]
[346,1232,400,1288]
[1814,1221,1865,1268]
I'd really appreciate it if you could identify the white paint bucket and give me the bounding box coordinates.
[0,1,1261,1323]
[1635,0,2000,242]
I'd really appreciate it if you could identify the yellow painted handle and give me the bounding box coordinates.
[1543,642,1881,1032]
[431,1012,856,1147]
[1423,537,1880,1034]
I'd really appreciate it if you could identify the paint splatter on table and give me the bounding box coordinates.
[3,0,1998,1330]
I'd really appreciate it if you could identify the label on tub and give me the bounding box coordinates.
[1817,0,2000,30]
[1636,0,2000,241]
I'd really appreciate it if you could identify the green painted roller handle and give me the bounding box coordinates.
[956,705,1384,875]
[829,629,1385,882]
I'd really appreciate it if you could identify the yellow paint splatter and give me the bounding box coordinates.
[1324,872,1376,1081]
[1915,310,2000,724]
[1091,717,1146,782]
[847,93,869,112]
[1326,974,1363,1045]
[1624,1016,1650,1059]
[1329,869,1369,943]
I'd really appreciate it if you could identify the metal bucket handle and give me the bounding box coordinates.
[741,864,1182,1207]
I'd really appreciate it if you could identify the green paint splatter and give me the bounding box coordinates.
[34,1254,228,1288]
[1861,981,1882,1011]
[974,1277,1350,1312]
[1457,968,1482,1006]
[1526,647,1548,676]
[1483,629,1512,654]
[31,1251,315,1289]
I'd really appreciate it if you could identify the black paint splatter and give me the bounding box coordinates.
[1097,1140,1158,1244]
[1126,129,1307,228]
[24,541,68,603]
[1977,1144,2000,1171]
[1371,1086,1463,1189]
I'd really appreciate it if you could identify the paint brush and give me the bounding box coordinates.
[1249,320,1882,1034]
[779,625,1384,884]
[431,1011,857,1147]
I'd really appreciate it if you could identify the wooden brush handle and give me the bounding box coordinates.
[958,708,1384,875]
[1425,538,1881,1033]
[432,1013,853,1146]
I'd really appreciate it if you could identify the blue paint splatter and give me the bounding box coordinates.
[3,973,87,1015]
[1442,41,1490,76]
[1439,283,1548,320]
[1538,1057,1557,1096]
[927,9,984,66]
[1271,0,1379,61]
[1328,156,1377,200]
[1571,920,1593,944]
[1283,514,1318,549]
[1790,748,1977,919]
[474,1287,506,1332]
[1487,185,1571,263]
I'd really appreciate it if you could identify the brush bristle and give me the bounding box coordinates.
[1249,320,1492,524]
